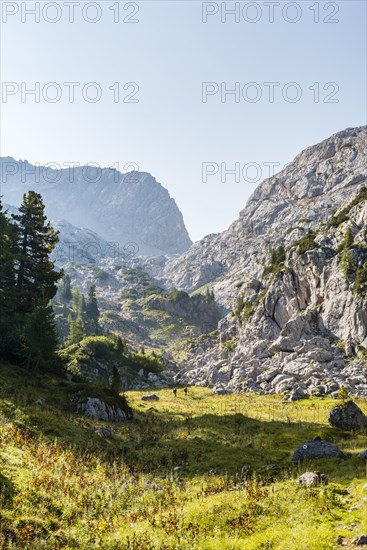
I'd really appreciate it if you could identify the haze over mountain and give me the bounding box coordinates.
[0,159,192,257]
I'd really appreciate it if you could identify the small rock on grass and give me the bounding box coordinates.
[297,471,328,487]
[95,428,112,438]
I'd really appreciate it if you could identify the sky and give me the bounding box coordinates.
[1,0,366,242]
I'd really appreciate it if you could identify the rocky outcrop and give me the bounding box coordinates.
[78,397,132,422]
[0,159,192,256]
[173,127,367,397]
[329,401,367,430]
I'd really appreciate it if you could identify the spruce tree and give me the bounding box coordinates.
[8,193,61,368]
[61,274,72,303]
[66,289,86,344]
[85,285,100,335]
[12,192,61,315]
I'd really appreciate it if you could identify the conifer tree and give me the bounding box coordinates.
[67,289,86,343]
[85,285,100,335]
[61,274,72,303]
[9,192,61,368]
[111,366,122,394]
[12,191,61,314]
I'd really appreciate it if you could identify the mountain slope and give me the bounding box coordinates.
[162,126,367,306]
[0,159,192,256]
[177,173,367,397]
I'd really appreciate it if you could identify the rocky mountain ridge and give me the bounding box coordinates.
[159,126,367,310]
[0,158,192,256]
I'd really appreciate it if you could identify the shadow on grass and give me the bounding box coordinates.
[1,362,366,486]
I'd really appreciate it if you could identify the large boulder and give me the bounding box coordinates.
[293,436,345,461]
[78,397,130,422]
[329,400,367,431]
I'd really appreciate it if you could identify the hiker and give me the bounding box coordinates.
[184,387,188,396]
[173,388,177,397]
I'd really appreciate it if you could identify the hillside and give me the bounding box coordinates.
[1,363,367,549]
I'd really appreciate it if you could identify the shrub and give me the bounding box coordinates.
[80,336,116,359]
[263,245,286,276]
[234,296,253,324]
[327,185,367,228]
[354,262,367,297]
[169,288,189,302]
[221,339,238,352]
[293,229,318,254]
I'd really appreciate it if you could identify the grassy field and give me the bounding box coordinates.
[0,363,366,549]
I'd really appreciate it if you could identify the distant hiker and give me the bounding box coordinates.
[173,388,177,397]
[184,387,188,396]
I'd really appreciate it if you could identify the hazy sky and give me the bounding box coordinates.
[1,0,366,242]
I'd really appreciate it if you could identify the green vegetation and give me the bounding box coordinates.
[93,267,110,281]
[169,288,189,302]
[122,267,165,299]
[340,228,357,280]
[327,185,367,228]
[263,244,286,277]
[234,295,254,324]
[354,262,367,297]
[0,366,366,549]
[221,339,238,353]
[293,229,319,254]
[60,334,163,385]
[66,285,102,344]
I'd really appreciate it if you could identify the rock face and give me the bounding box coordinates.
[293,436,345,461]
[329,401,367,431]
[0,159,192,256]
[78,397,130,422]
[297,471,328,487]
[170,127,367,397]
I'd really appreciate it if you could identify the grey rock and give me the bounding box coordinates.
[329,401,367,431]
[213,385,231,395]
[356,450,367,458]
[297,471,328,487]
[95,428,112,438]
[78,397,128,422]
[141,394,160,402]
[352,535,367,545]
[293,436,345,461]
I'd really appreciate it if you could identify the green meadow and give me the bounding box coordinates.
[0,363,366,549]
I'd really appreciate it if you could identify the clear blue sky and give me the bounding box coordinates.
[1,1,366,242]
